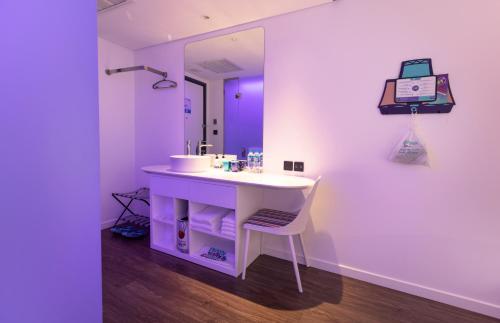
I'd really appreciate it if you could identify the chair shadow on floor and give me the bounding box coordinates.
[144,231,343,311]
[176,184,341,310]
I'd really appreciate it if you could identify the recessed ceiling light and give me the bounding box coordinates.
[201,15,210,20]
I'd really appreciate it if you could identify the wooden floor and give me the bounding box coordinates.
[102,230,497,323]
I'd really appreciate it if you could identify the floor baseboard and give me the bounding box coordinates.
[262,246,500,319]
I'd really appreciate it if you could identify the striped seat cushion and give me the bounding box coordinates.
[245,209,297,228]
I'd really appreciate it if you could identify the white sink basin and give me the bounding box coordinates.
[170,155,211,173]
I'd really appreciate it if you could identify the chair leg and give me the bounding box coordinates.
[242,229,251,280]
[298,234,309,267]
[288,235,303,293]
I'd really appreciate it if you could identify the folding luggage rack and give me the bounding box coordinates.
[112,187,150,228]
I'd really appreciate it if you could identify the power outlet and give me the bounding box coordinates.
[283,161,294,171]
[294,161,304,172]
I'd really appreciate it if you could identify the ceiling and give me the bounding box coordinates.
[185,28,264,81]
[97,0,332,50]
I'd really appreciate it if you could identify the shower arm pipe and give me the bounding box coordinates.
[105,65,168,78]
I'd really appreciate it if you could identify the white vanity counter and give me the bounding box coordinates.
[143,165,314,277]
[142,165,315,189]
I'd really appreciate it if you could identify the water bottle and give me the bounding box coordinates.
[254,152,261,173]
[247,151,255,172]
[258,152,264,173]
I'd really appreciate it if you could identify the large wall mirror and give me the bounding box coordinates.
[184,27,264,159]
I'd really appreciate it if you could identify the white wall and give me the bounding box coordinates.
[0,1,102,322]
[133,0,500,318]
[135,43,186,186]
[98,38,136,228]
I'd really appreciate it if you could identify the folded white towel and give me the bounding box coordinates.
[220,229,235,238]
[222,212,235,223]
[191,206,229,226]
[221,223,235,231]
[221,225,235,233]
[191,223,217,232]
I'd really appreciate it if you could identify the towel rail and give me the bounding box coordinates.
[105,65,177,89]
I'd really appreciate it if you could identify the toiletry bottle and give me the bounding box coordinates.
[223,160,230,172]
[231,160,239,172]
[258,152,263,173]
[214,154,220,168]
[247,151,254,172]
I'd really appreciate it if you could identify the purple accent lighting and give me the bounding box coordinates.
[0,1,102,322]
[224,75,264,159]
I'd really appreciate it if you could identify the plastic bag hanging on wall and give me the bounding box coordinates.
[389,111,430,166]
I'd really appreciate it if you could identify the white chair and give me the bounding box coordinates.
[241,177,321,293]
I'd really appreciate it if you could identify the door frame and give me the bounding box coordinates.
[185,76,207,150]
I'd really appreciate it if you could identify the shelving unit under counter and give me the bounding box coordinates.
[144,166,315,277]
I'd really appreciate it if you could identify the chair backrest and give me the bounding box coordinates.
[282,176,321,234]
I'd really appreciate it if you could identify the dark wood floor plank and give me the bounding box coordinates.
[102,230,498,323]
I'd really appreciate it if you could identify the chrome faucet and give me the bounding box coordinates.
[197,140,213,155]
[186,140,191,155]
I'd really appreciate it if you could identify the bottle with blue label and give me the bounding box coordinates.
[258,152,263,173]
[247,151,255,172]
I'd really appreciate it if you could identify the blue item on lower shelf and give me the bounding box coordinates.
[201,247,227,261]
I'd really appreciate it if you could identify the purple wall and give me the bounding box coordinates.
[224,76,264,159]
[0,1,102,322]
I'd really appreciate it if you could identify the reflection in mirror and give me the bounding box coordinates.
[184,28,264,160]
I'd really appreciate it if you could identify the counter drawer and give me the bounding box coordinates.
[150,176,189,199]
[189,182,236,209]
